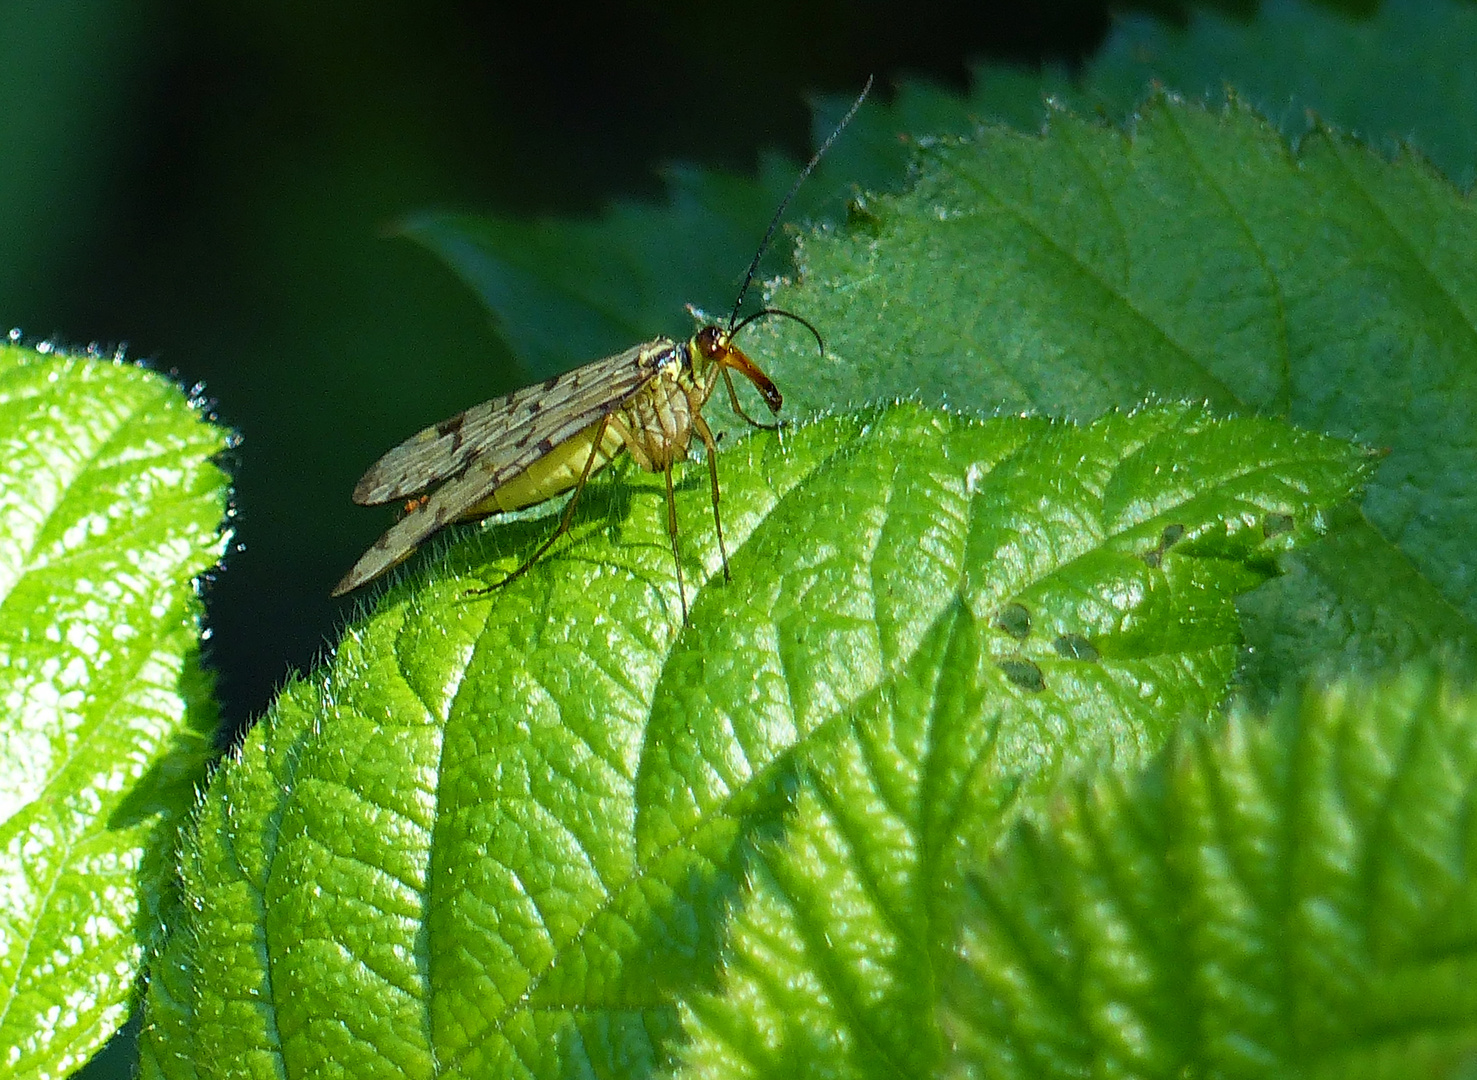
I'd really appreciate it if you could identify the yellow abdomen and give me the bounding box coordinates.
[463,420,627,518]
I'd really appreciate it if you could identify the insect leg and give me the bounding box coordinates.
[692,411,730,583]
[466,413,611,596]
[722,367,780,431]
[663,463,688,622]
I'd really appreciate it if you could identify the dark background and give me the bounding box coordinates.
[0,0,1263,739]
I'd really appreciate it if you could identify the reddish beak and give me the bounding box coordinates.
[723,344,783,413]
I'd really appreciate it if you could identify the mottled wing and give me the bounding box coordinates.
[332,339,673,596]
[352,340,669,505]
[332,451,546,596]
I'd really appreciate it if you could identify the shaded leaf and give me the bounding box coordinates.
[1088,0,1477,190]
[400,161,809,382]
[397,70,1066,385]
[749,93,1477,696]
[406,4,1477,699]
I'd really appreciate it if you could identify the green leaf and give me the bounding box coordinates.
[940,668,1477,1079]
[0,341,229,1080]
[1236,504,1477,701]
[661,410,1369,1080]
[138,402,1368,1078]
[1086,0,1477,190]
[747,92,1477,696]
[408,58,1477,697]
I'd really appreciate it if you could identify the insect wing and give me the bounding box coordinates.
[334,339,675,596]
[351,341,669,506]
[333,455,509,595]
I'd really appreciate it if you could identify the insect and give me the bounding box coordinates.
[333,79,872,618]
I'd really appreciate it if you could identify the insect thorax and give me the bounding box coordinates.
[615,340,711,472]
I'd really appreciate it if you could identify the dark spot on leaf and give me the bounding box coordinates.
[993,602,1031,639]
[1263,512,1294,538]
[1144,522,1186,567]
[996,657,1045,693]
[1053,634,1100,662]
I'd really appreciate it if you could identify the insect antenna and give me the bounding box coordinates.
[730,307,825,354]
[726,75,874,333]
[716,308,822,431]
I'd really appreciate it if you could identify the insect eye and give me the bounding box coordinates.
[695,326,725,359]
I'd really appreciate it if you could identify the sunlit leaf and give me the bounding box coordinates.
[139,403,1368,1078]
[0,341,229,1080]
